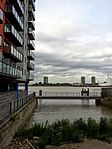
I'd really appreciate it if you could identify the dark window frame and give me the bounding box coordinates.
[0,34,2,48]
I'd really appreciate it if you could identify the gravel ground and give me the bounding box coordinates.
[5,138,112,149]
[46,139,112,149]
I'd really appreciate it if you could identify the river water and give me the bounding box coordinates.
[25,86,112,125]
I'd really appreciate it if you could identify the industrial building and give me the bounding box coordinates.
[0,0,35,93]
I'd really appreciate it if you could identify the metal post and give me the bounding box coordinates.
[10,102,12,114]
[39,90,42,96]
[16,83,19,100]
[25,83,28,95]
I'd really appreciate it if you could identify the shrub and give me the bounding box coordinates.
[99,117,108,135]
[50,132,62,146]
[15,118,112,145]
[73,130,84,143]
[32,123,46,137]
[15,128,33,139]
[38,139,47,149]
[73,118,87,135]
[87,117,99,139]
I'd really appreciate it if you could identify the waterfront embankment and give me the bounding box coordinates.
[101,87,112,108]
[0,93,37,149]
[100,97,112,108]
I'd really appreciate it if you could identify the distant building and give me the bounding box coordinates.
[81,76,85,85]
[100,78,112,86]
[44,76,48,84]
[91,76,96,86]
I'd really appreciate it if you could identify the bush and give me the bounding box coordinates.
[99,117,108,135]
[15,117,112,145]
[15,128,33,139]
[32,123,46,137]
[73,118,87,135]
[38,139,46,149]
[87,118,99,139]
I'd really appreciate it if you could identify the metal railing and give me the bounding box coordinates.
[42,92,101,97]
[0,92,35,127]
[0,60,23,78]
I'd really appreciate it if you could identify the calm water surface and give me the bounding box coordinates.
[27,86,112,125]
[29,99,112,125]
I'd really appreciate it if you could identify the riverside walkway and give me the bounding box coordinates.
[0,92,35,128]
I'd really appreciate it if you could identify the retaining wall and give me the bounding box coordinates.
[101,87,112,97]
[0,97,37,149]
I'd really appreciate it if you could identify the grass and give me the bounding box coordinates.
[15,117,112,148]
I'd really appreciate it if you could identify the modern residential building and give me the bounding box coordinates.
[91,76,96,86]
[0,0,35,93]
[81,76,85,86]
[44,76,48,84]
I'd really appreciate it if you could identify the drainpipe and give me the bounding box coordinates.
[16,83,19,100]
[25,83,28,95]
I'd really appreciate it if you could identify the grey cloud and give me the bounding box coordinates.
[34,0,112,83]
[33,52,112,78]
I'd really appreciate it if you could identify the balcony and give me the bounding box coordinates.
[12,0,24,16]
[28,29,35,40]
[27,62,34,70]
[27,40,35,50]
[5,5,23,31]
[28,5,35,21]
[28,21,35,30]
[4,24,23,47]
[0,9,3,23]
[27,74,34,81]
[0,60,22,78]
[29,0,35,11]
[27,51,35,60]
[4,45,23,62]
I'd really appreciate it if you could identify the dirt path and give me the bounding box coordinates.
[46,139,112,149]
[5,138,112,149]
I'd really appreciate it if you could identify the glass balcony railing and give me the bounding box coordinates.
[28,51,35,60]
[4,45,23,62]
[5,5,23,31]
[27,62,34,70]
[13,0,24,16]
[0,9,3,23]
[0,60,22,78]
[27,73,34,81]
[4,24,23,46]
[28,21,35,30]
[30,51,35,59]
[28,5,35,21]
[28,29,35,40]
[29,0,35,11]
[27,40,35,50]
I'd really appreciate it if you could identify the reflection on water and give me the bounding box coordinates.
[29,99,112,125]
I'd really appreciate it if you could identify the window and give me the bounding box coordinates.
[0,8,3,23]
[0,35,2,48]
[24,69,26,75]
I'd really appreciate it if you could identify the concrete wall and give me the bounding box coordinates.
[0,97,37,149]
[101,87,112,97]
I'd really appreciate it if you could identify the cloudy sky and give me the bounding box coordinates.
[33,0,112,83]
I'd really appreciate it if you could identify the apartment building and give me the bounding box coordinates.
[0,0,35,92]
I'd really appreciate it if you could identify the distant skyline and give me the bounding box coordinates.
[33,0,112,83]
